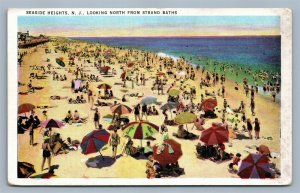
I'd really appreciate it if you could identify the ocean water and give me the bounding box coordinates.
[72,36,281,84]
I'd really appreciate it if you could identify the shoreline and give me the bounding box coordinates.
[17,37,281,178]
[70,36,281,87]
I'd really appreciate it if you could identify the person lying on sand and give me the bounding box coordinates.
[127,93,144,98]
[50,95,68,100]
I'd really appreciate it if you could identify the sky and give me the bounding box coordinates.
[18,16,280,37]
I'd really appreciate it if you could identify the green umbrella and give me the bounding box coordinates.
[168,88,180,97]
[122,121,159,146]
[174,112,197,131]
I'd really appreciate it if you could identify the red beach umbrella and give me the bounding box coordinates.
[200,123,228,145]
[80,129,110,155]
[18,103,35,114]
[200,98,217,112]
[153,139,182,166]
[127,63,134,68]
[238,153,271,179]
[157,72,165,76]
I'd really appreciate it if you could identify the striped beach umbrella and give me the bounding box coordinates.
[122,121,159,140]
[110,104,132,115]
[200,123,228,145]
[238,153,271,179]
[80,129,111,155]
[39,119,65,128]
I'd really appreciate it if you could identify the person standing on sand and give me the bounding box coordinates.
[250,98,255,116]
[109,129,120,159]
[222,85,225,98]
[93,108,100,129]
[246,118,253,139]
[141,104,148,120]
[272,90,276,102]
[254,118,261,139]
[134,104,141,121]
[41,138,52,171]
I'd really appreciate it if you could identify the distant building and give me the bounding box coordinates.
[18,31,49,48]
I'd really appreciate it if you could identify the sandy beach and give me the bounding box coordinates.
[17,38,281,179]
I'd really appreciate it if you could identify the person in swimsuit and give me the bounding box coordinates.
[41,138,52,171]
[246,118,253,139]
[254,118,261,139]
[134,104,141,121]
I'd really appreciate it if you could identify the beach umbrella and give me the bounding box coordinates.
[156,72,165,76]
[97,83,112,90]
[160,102,178,118]
[107,124,119,131]
[200,98,217,112]
[18,162,36,178]
[160,102,178,111]
[168,88,181,97]
[153,139,182,166]
[110,104,132,115]
[55,57,65,67]
[200,123,229,145]
[238,153,271,179]
[258,145,271,156]
[140,96,157,105]
[39,119,65,128]
[127,63,134,68]
[80,129,111,157]
[174,112,197,124]
[122,121,159,146]
[18,103,35,114]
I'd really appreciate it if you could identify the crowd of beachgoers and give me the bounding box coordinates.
[17,38,281,179]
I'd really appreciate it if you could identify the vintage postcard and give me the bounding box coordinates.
[7,8,292,186]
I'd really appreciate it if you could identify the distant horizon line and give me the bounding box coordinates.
[63,35,280,38]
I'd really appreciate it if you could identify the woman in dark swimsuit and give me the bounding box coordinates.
[254,118,260,139]
[246,118,253,139]
[134,104,141,121]
[41,139,52,171]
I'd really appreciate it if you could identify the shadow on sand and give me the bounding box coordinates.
[85,155,121,169]
[30,165,59,179]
